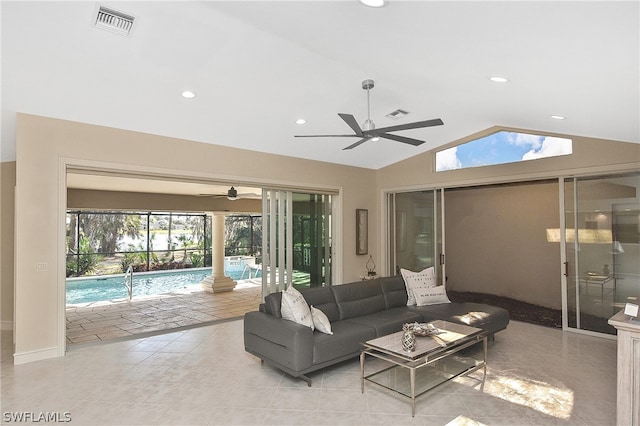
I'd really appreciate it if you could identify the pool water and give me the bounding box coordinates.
[66,268,261,305]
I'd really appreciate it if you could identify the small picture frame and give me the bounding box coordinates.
[356,209,368,255]
[624,302,639,318]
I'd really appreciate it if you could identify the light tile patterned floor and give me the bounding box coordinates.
[1,320,616,425]
[65,280,262,344]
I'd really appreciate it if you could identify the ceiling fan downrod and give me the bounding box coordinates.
[362,79,375,131]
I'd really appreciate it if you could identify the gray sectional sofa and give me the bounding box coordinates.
[243,275,509,385]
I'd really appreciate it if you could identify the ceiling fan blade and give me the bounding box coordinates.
[294,134,360,138]
[338,113,364,137]
[378,132,425,146]
[375,118,444,133]
[343,137,370,150]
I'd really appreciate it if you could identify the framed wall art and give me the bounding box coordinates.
[356,209,368,255]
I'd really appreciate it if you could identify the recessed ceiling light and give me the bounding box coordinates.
[551,115,566,120]
[489,76,509,83]
[359,0,386,8]
[296,119,307,125]
[181,90,196,99]
[371,137,380,142]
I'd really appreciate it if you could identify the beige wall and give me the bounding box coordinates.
[1,161,16,329]
[445,181,561,309]
[377,126,640,190]
[6,114,640,363]
[12,113,376,361]
[377,127,639,310]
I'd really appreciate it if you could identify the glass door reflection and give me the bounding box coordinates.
[390,190,444,283]
[564,173,640,335]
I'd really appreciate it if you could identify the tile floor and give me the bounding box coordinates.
[1,320,617,425]
[66,280,262,345]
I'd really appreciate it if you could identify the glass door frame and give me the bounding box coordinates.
[385,188,445,284]
[561,176,618,338]
[560,172,639,339]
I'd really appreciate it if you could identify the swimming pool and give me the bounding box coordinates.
[66,267,261,305]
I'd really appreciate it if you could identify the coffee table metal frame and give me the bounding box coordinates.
[360,320,488,417]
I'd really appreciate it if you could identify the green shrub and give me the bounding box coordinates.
[188,251,204,267]
[67,238,100,277]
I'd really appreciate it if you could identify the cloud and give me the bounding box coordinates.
[507,132,544,150]
[435,147,462,171]
[522,136,572,160]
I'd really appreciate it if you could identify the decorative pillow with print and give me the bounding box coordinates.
[400,267,436,306]
[281,285,314,330]
[414,284,451,306]
[310,306,333,335]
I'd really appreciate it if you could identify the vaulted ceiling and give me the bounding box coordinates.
[2,1,638,171]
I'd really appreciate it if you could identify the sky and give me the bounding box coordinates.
[435,131,573,172]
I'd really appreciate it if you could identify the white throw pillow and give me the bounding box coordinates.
[400,267,436,306]
[310,306,333,335]
[414,284,451,306]
[281,285,314,330]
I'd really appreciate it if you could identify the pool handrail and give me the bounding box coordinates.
[123,266,133,300]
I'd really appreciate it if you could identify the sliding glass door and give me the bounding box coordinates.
[388,189,444,283]
[262,189,332,298]
[563,172,640,335]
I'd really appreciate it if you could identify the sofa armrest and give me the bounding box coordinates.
[243,311,314,373]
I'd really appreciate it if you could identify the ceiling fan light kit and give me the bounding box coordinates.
[295,79,444,150]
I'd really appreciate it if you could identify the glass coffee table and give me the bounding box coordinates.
[360,320,488,417]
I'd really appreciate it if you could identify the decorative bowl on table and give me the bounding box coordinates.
[409,322,440,337]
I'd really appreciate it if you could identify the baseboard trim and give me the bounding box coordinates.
[1,320,13,331]
[14,346,59,365]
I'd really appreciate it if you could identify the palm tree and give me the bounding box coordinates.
[77,213,142,254]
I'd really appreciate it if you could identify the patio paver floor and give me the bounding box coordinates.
[65,280,262,345]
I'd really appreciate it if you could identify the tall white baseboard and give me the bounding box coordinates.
[0,320,13,331]
[14,346,59,365]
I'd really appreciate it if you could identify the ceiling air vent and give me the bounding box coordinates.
[386,109,409,120]
[93,5,136,36]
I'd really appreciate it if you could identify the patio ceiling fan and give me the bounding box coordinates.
[295,79,444,150]
[200,186,261,201]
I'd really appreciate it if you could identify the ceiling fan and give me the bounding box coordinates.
[200,186,261,201]
[295,79,444,150]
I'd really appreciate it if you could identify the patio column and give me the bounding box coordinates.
[201,213,237,293]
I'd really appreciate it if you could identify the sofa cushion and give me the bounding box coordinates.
[262,286,339,322]
[263,292,283,317]
[380,276,408,308]
[408,302,510,335]
[300,287,340,323]
[312,320,376,365]
[331,280,386,320]
[343,307,423,336]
